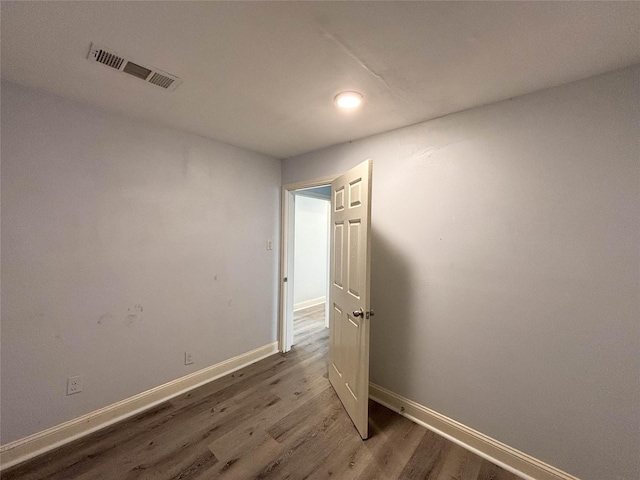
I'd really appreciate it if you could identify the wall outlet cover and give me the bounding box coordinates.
[67,375,84,395]
[184,352,194,365]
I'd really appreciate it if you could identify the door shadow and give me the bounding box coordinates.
[368,225,419,418]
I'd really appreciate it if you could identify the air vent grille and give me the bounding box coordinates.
[149,72,175,89]
[87,43,181,92]
[95,50,125,70]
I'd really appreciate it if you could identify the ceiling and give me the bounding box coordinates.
[2,2,639,159]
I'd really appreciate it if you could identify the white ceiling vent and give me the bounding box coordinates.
[87,43,182,91]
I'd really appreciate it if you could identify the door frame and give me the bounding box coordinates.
[279,175,337,353]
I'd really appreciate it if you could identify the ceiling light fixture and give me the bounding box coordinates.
[335,91,363,109]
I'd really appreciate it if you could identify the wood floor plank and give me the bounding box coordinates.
[398,429,450,479]
[168,449,219,480]
[265,386,337,444]
[305,400,414,480]
[207,379,331,463]
[204,348,332,462]
[305,430,368,480]
[354,419,429,480]
[293,304,326,344]
[437,444,484,480]
[212,435,283,479]
[124,448,217,480]
[477,460,522,480]
[3,306,522,480]
[249,398,354,479]
[261,409,356,479]
[1,403,179,480]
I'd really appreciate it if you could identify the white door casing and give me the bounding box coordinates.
[279,175,336,354]
[328,159,372,439]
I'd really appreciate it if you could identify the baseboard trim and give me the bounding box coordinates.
[369,383,579,480]
[293,296,326,311]
[0,342,279,471]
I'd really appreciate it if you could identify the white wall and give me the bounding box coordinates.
[0,82,281,444]
[282,66,640,480]
[293,195,329,307]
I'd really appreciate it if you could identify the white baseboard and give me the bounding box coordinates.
[0,342,279,471]
[293,296,326,311]
[369,383,579,480]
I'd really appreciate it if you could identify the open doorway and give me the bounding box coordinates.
[292,187,330,345]
[279,175,336,353]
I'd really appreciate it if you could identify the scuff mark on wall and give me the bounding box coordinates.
[97,312,113,325]
[408,147,437,162]
[405,137,468,165]
[124,305,143,325]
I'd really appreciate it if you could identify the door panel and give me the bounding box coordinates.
[335,186,345,211]
[347,220,361,299]
[328,159,372,439]
[330,304,343,377]
[333,223,344,288]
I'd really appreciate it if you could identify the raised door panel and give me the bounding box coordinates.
[330,304,344,378]
[343,312,361,401]
[333,222,344,289]
[347,220,361,299]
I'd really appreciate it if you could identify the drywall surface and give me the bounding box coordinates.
[0,82,281,444]
[293,195,329,306]
[282,66,640,480]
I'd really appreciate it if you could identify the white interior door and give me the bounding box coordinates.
[328,159,372,439]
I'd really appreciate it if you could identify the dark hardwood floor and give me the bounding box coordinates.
[2,305,522,480]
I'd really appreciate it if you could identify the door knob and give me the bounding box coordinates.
[353,308,364,317]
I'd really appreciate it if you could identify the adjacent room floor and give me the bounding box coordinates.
[3,305,522,480]
[293,303,327,346]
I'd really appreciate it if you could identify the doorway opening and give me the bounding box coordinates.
[279,176,336,353]
[292,187,330,345]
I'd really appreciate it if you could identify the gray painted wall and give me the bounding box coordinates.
[1,82,281,444]
[293,195,329,306]
[282,66,640,480]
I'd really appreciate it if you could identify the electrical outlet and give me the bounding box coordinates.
[67,375,84,395]
[184,352,194,365]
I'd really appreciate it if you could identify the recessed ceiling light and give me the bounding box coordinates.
[335,91,363,109]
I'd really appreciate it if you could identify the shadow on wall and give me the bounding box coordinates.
[369,226,420,396]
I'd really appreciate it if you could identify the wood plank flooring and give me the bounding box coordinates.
[293,303,327,344]
[2,305,522,480]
